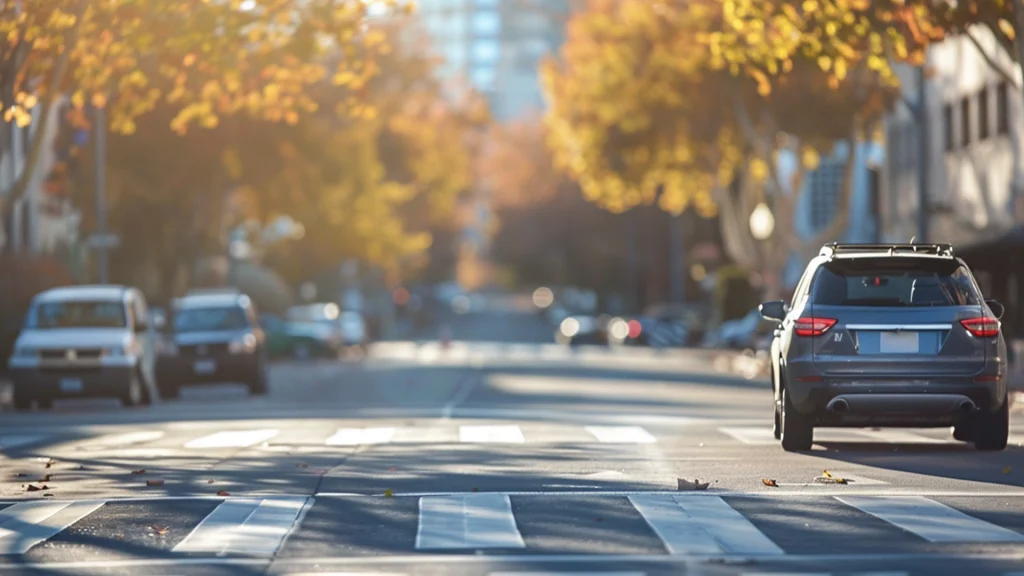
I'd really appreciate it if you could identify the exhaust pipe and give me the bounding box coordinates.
[959,400,976,414]
[827,398,850,413]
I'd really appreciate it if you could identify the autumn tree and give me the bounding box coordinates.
[542,0,899,296]
[0,0,406,248]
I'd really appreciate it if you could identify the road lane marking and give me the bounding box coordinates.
[0,435,49,451]
[585,426,657,444]
[718,427,775,445]
[629,495,783,556]
[740,573,907,576]
[489,569,643,573]
[836,496,1024,543]
[0,500,105,554]
[183,429,279,449]
[77,430,165,450]
[459,425,525,443]
[325,427,396,446]
[416,494,525,550]
[172,497,308,555]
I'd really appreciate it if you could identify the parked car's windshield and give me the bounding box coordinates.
[173,306,249,333]
[28,301,127,329]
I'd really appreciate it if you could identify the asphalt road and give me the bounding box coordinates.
[2,307,1024,576]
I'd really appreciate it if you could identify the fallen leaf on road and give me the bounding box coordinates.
[296,463,308,469]
[762,479,778,487]
[44,459,55,469]
[389,467,397,471]
[149,525,169,536]
[207,479,215,484]
[384,489,394,497]
[26,484,48,492]
[114,534,124,540]
[1004,466,1012,474]
[217,490,230,496]
[677,478,710,491]
[43,493,54,498]
[131,469,146,475]
[145,479,164,487]
[814,472,848,485]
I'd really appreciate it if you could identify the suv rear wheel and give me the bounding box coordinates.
[973,397,1009,451]
[780,386,813,451]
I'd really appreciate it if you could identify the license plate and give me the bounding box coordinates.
[880,331,919,354]
[193,360,217,374]
[60,378,83,393]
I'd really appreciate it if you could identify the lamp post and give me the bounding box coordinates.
[749,202,775,241]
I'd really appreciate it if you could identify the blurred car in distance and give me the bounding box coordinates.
[157,292,268,398]
[8,285,157,410]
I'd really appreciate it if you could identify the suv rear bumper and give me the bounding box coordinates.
[9,366,134,399]
[785,361,1006,426]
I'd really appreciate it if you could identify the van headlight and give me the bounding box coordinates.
[229,333,257,354]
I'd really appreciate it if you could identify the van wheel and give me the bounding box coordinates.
[974,397,1009,451]
[780,387,813,451]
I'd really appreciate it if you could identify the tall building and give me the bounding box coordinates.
[415,0,571,121]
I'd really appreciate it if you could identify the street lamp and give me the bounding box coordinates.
[749,202,775,241]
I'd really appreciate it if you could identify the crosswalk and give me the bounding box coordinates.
[0,424,983,455]
[1,493,1024,560]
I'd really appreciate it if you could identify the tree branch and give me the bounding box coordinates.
[5,0,86,206]
[965,28,1019,88]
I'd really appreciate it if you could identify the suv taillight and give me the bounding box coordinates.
[960,317,1000,338]
[794,317,836,337]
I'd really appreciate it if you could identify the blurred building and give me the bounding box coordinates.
[879,26,1024,351]
[880,25,1023,254]
[415,0,572,121]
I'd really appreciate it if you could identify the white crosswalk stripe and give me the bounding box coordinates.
[459,425,526,443]
[416,494,525,549]
[0,500,105,554]
[585,426,657,444]
[0,494,1023,559]
[836,496,1024,543]
[325,427,396,446]
[172,496,308,555]
[629,495,783,556]
[184,429,280,449]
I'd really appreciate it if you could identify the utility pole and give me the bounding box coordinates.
[94,105,109,283]
[669,211,685,304]
[626,209,638,313]
[916,63,930,244]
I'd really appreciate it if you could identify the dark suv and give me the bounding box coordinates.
[157,292,268,398]
[759,243,1008,452]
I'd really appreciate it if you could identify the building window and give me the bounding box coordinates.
[979,87,990,140]
[960,96,971,147]
[808,158,845,232]
[998,81,1010,135]
[944,103,954,152]
[471,39,499,63]
[472,11,500,36]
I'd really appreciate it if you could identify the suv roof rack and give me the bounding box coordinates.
[819,242,955,258]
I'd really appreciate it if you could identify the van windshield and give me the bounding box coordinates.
[29,301,128,329]
[173,306,250,333]
[811,258,982,307]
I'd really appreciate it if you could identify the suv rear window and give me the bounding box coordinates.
[173,306,250,332]
[810,258,982,307]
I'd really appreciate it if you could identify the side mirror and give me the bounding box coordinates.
[759,300,788,322]
[986,299,1005,320]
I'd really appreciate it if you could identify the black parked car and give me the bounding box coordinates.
[156,292,269,398]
